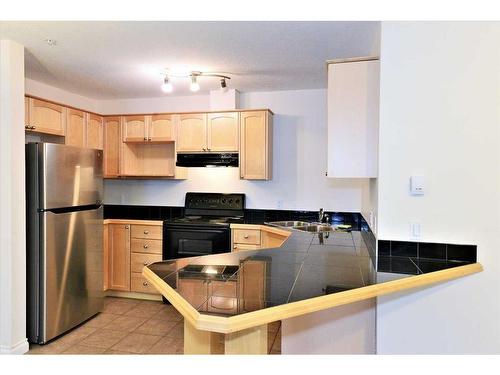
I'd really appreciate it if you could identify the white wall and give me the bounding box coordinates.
[25,78,101,113]
[103,89,367,211]
[0,40,29,354]
[376,22,500,354]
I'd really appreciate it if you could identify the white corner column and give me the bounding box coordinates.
[0,40,28,354]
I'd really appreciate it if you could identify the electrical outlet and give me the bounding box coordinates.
[277,200,283,209]
[410,223,421,240]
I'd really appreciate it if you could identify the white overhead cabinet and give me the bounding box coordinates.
[327,58,379,178]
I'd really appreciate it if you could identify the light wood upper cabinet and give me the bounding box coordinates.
[150,114,175,142]
[239,111,273,180]
[65,109,86,147]
[107,224,131,292]
[177,113,207,152]
[122,115,148,142]
[24,97,30,130]
[103,116,121,178]
[28,98,66,136]
[207,112,239,152]
[327,59,379,178]
[87,114,104,150]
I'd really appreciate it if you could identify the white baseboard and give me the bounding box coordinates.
[0,338,29,355]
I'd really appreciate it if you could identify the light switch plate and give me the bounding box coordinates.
[410,175,425,195]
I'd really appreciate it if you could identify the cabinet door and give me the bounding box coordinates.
[122,115,148,142]
[149,114,175,142]
[87,114,103,150]
[24,97,31,130]
[103,116,121,178]
[65,109,86,147]
[103,224,109,291]
[176,113,207,152]
[207,112,239,152]
[239,259,267,313]
[177,278,208,312]
[327,60,379,178]
[208,281,237,315]
[29,98,65,136]
[108,224,131,291]
[240,111,272,180]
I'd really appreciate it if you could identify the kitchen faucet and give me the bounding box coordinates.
[318,208,329,224]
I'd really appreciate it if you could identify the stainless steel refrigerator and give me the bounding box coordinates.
[26,143,104,344]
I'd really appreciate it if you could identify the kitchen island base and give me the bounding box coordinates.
[184,320,268,354]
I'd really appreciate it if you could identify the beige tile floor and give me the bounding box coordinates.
[28,297,281,355]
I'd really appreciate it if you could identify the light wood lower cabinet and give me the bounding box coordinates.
[176,278,238,315]
[107,223,131,291]
[104,220,163,296]
[231,225,289,252]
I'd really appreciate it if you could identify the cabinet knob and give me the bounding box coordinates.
[125,225,129,229]
[142,281,148,286]
[233,245,237,249]
[149,138,152,141]
[143,261,149,266]
[143,137,147,140]
[243,234,249,239]
[144,230,149,234]
[202,148,206,151]
[143,244,149,249]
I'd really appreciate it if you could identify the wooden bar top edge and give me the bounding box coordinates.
[143,257,483,334]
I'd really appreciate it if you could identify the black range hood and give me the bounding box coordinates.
[176,153,239,167]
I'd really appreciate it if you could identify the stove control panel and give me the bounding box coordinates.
[185,193,245,211]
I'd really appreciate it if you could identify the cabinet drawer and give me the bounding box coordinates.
[232,243,261,252]
[131,238,162,254]
[131,253,162,273]
[233,229,261,245]
[131,272,159,295]
[131,225,162,240]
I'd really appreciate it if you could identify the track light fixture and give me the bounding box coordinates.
[190,75,200,92]
[161,77,173,93]
[160,70,231,94]
[220,78,228,92]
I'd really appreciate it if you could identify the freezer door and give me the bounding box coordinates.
[41,207,103,343]
[41,143,103,209]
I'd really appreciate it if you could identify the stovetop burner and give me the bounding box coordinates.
[166,215,244,226]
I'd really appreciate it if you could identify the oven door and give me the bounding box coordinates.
[163,224,230,260]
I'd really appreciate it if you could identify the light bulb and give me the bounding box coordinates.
[190,75,200,92]
[161,77,173,93]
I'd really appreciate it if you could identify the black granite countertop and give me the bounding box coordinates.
[147,223,475,317]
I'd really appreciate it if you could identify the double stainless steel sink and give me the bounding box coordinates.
[267,221,335,233]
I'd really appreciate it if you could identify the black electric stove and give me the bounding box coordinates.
[163,193,245,260]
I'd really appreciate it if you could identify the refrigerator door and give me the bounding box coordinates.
[41,206,103,343]
[41,143,103,209]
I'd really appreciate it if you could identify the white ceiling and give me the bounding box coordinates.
[0,21,380,99]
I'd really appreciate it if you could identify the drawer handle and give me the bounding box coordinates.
[243,234,249,239]
[144,230,149,234]
[143,244,149,249]
[142,281,149,286]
